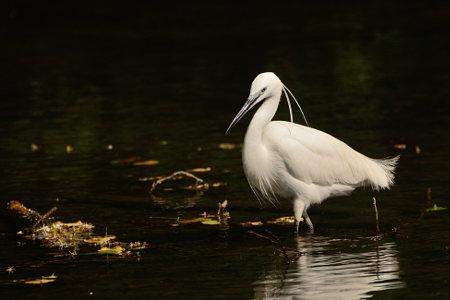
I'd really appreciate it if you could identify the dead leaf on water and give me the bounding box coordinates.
[133,160,159,166]
[42,274,58,280]
[426,204,448,212]
[178,217,208,225]
[30,144,39,152]
[266,216,297,225]
[97,246,124,255]
[139,176,163,182]
[415,145,421,154]
[219,143,237,150]
[111,157,138,165]
[25,277,56,285]
[186,167,211,172]
[66,145,73,154]
[212,182,227,188]
[394,144,406,150]
[201,219,221,225]
[84,235,116,245]
[240,221,263,228]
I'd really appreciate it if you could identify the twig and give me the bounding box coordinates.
[33,206,58,228]
[373,197,380,236]
[149,171,204,195]
[247,229,301,263]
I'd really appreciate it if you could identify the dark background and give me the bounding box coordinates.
[1,1,449,299]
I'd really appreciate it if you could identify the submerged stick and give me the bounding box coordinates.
[248,229,301,263]
[373,197,380,236]
[149,171,204,195]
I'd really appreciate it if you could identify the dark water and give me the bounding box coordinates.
[1,2,449,299]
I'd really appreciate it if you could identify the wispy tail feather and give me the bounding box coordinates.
[371,155,400,190]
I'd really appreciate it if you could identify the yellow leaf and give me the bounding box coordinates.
[84,235,116,244]
[98,246,124,254]
[25,278,56,285]
[240,221,263,228]
[266,216,301,225]
[178,217,208,224]
[66,145,73,153]
[42,274,58,279]
[415,145,421,154]
[133,160,159,166]
[111,157,138,165]
[201,219,221,225]
[30,144,39,152]
[394,144,406,150]
[219,143,236,150]
[186,167,211,172]
[212,182,227,187]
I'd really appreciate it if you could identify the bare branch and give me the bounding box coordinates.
[149,171,204,195]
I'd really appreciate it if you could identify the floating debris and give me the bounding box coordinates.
[30,143,39,152]
[415,145,421,154]
[426,204,448,212]
[266,216,297,225]
[393,144,406,150]
[111,157,138,165]
[25,277,56,285]
[186,167,211,173]
[240,221,263,228]
[7,201,148,257]
[219,143,237,150]
[66,145,74,154]
[133,159,159,166]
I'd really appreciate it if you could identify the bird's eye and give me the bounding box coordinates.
[261,87,266,93]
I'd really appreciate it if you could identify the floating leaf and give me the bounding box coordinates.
[415,145,421,154]
[97,246,124,255]
[394,144,406,150]
[160,140,168,145]
[266,216,299,225]
[42,274,58,280]
[178,217,208,224]
[84,235,116,245]
[30,144,39,152]
[133,160,159,166]
[240,221,263,228]
[219,143,237,150]
[212,182,226,188]
[66,145,73,154]
[186,167,211,173]
[426,204,448,212]
[25,278,56,285]
[111,157,138,165]
[201,219,221,225]
[139,176,163,182]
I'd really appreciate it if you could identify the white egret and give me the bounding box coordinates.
[226,72,399,233]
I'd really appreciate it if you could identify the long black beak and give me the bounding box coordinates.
[225,93,261,136]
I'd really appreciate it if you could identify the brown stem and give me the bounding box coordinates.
[373,197,380,236]
[149,171,204,194]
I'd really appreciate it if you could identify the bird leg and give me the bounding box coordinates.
[302,209,314,233]
[293,200,305,234]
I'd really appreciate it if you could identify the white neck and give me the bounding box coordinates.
[244,93,280,148]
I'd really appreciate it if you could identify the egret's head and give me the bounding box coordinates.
[249,72,283,100]
[226,72,283,135]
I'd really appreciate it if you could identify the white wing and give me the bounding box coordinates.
[263,121,398,189]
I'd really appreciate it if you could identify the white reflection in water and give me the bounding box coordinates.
[253,236,404,299]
